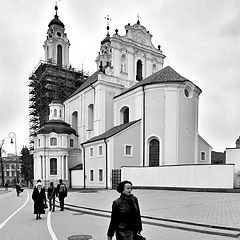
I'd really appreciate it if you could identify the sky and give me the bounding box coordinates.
[0,0,240,155]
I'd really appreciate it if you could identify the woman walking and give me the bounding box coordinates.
[32,182,46,220]
[107,180,143,240]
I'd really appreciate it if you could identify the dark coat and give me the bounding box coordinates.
[107,194,142,237]
[32,187,46,214]
[47,186,56,199]
[56,183,67,199]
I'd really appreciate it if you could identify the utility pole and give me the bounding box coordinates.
[0,140,5,187]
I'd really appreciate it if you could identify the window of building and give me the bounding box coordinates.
[90,170,94,182]
[89,147,94,157]
[124,145,133,157]
[120,106,129,124]
[50,158,57,175]
[121,54,127,73]
[149,138,160,166]
[70,139,74,147]
[38,139,40,147]
[200,152,206,161]
[57,44,62,66]
[54,109,57,117]
[99,169,103,182]
[11,171,15,177]
[136,59,143,81]
[5,164,9,169]
[98,145,103,156]
[50,137,57,146]
[72,111,78,133]
[6,171,10,177]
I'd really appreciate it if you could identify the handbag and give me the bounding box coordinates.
[134,232,146,240]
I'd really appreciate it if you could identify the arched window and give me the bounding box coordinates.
[88,104,94,130]
[120,106,129,124]
[50,158,57,175]
[152,64,157,73]
[136,59,142,81]
[121,54,127,73]
[149,139,159,166]
[50,137,57,146]
[72,111,78,133]
[57,44,62,66]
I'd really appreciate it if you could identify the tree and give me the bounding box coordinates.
[20,146,34,185]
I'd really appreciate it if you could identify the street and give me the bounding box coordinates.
[0,188,240,239]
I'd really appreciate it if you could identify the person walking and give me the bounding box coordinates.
[107,180,143,240]
[47,182,56,212]
[56,179,67,211]
[32,182,46,220]
[4,183,8,191]
[16,182,21,196]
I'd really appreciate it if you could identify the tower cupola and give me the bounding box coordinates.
[43,3,70,67]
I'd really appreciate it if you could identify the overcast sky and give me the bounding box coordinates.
[0,0,240,155]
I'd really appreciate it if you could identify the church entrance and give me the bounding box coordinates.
[149,139,159,166]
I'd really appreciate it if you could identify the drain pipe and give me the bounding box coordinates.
[104,139,108,189]
[81,143,86,189]
[142,85,145,167]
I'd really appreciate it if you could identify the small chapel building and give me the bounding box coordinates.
[33,6,212,188]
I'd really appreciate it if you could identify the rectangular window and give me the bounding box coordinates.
[124,145,133,157]
[11,171,15,177]
[90,170,94,182]
[89,147,94,157]
[6,171,10,177]
[99,169,103,182]
[200,152,206,161]
[70,139,74,147]
[50,137,57,146]
[98,145,103,156]
[50,158,57,175]
[38,139,40,147]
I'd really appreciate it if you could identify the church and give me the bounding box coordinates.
[33,5,212,189]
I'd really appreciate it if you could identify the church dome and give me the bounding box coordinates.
[48,14,65,28]
[101,33,111,45]
[37,120,77,135]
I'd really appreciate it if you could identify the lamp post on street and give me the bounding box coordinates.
[0,140,5,187]
[9,132,19,184]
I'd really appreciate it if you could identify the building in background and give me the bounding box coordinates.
[0,154,23,187]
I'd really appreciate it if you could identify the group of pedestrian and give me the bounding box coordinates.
[32,179,67,220]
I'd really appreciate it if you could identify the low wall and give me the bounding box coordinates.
[121,164,234,189]
[71,170,84,188]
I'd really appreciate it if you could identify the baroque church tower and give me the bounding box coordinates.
[43,4,70,67]
[96,17,165,87]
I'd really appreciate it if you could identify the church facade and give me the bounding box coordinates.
[33,7,211,188]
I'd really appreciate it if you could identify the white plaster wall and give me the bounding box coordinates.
[226,148,240,171]
[121,165,234,189]
[198,136,211,164]
[71,170,84,188]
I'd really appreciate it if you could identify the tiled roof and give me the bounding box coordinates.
[115,66,194,98]
[67,70,100,99]
[82,120,141,145]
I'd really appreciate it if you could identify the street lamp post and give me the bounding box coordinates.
[0,140,5,187]
[9,132,18,184]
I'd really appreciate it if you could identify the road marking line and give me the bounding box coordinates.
[0,190,29,230]
[47,211,58,240]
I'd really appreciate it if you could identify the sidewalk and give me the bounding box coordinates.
[64,189,240,238]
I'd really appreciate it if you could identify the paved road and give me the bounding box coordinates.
[0,188,240,239]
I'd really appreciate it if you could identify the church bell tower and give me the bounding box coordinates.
[43,4,70,67]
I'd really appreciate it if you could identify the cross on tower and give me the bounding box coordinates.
[105,14,111,34]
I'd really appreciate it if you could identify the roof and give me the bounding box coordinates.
[67,70,100,99]
[101,33,111,45]
[37,120,77,135]
[70,164,83,170]
[115,66,201,98]
[48,14,65,28]
[82,119,141,145]
[50,99,63,104]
